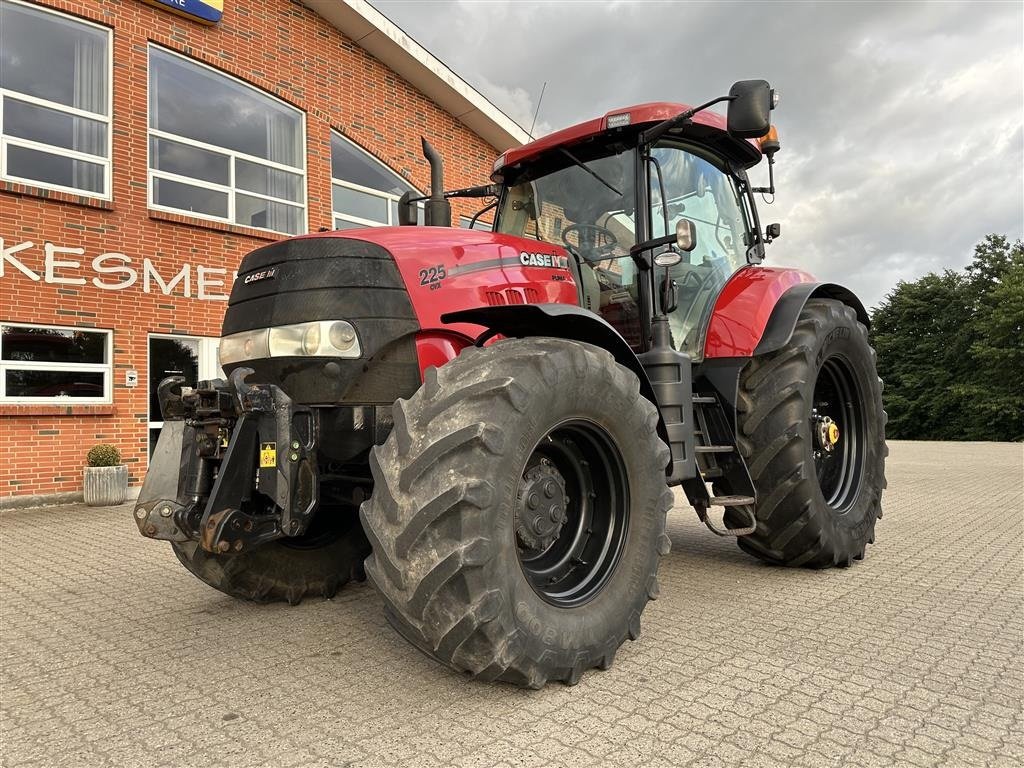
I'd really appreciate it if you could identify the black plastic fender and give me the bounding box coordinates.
[754,282,870,357]
[441,303,673,470]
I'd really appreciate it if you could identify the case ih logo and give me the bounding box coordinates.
[243,268,277,284]
[519,251,569,270]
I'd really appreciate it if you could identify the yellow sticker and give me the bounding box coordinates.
[259,442,277,468]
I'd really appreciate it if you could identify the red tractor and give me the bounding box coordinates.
[135,81,886,688]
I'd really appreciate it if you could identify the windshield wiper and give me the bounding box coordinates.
[559,148,621,196]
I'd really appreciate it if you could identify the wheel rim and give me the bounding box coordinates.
[514,420,629,608]
[811,355,866,512]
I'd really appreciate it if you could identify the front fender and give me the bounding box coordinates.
[441,303,672,457]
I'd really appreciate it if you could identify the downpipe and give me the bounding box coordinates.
[132,368,319,555]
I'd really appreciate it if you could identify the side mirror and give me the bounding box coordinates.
[675,218,697,252]
[765,223,781,242]
[727,80,775,139]
[397,191,418,226]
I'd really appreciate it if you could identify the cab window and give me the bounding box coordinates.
[648,144,752,355]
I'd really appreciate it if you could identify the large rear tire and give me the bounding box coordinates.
[171,506,369,604]
[727,299,887,567]
[360,338,673,688]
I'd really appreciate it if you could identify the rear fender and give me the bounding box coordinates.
[441,303,672,465]
[753,282,870,356]
[703,266,869,358]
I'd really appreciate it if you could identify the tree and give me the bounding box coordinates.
[870,234,1024,441]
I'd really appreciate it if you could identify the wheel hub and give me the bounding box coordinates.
[515,461,569,553]
[813,409,840,456]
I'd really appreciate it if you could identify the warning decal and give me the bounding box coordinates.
[259,442,277,468]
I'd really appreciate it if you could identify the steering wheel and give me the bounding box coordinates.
[561,223,619,262]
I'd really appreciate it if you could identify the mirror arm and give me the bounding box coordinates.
[640,95,732,146]
[629,234,677,270]
[468,199,498,230]
[752,154,777,195]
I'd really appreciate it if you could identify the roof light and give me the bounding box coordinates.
[758,125,780,157]
[606,112,631,129]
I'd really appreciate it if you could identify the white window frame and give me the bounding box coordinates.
[0,0,113,200]
[330,131,420,229]
[0,322,113,404]
[146,45,308,236]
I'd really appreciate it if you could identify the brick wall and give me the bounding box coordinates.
[0,0,502,500]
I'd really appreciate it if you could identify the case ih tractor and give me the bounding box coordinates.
[135,81,886,688]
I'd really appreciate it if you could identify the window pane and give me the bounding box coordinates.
[4,97,106,156]
[331,132,414,195]
[333,218,368,231]
[149,47,302,168]
[235,159,303,202]
[148,337,199,420]
[5,369,104,399]
[152,177,229,219]
[333,184,388,223]
[0,1,108,114]
[2,326,107,364]
[149,136,229,186]
[236,194,303,234]
[6,144,104,193]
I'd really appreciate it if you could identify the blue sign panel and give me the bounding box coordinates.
[142,0,224,25]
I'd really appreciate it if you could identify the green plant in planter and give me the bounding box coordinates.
[84,444,127,506]
[87,444,121,467]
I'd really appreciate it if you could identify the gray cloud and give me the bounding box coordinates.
[372,0,1023,307]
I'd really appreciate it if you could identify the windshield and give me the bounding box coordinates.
[495,150,637,257]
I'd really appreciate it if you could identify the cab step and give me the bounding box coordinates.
[695,445,734,454]
[709,495,755,506]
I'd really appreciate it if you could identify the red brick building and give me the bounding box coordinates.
[0,0,527,505]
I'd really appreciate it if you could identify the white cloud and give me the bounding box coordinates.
[372,0,1023,307]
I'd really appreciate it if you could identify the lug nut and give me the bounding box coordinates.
[528,493,539,509]
[217,541,230,553]
[135,508,146,519]
[544,482,556,498]
[234,541,244,551]
[159,506,173,518]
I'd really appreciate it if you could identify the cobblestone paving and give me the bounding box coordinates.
[1,441,1022,767]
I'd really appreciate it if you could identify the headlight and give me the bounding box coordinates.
[219,321,361,366]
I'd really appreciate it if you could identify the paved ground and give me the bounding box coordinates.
[1,441,1021,767]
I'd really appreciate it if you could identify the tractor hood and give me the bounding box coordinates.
[222,227,579,404]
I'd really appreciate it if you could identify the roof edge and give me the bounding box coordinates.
[301,1,531,152]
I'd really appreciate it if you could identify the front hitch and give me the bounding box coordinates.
[133,368,319,554]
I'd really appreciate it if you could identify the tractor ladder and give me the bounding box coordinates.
[683,393,758,537]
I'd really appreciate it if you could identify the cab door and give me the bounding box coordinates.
[647,142,754,357]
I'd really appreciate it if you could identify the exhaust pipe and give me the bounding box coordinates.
[421,137,451,227]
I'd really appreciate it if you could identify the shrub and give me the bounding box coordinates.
[86,444,122,467]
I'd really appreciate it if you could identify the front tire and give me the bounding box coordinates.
[360,338,673,688]
[727,299,887,567]
[171,506,369,604]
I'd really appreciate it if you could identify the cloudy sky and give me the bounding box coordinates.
[371,0,1023,308]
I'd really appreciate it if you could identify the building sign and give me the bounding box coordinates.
[141,0,224,25]
[1,238,235,302]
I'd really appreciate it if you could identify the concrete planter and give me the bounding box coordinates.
[83,464,128,506]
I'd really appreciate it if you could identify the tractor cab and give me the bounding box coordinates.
[488,95,775,358]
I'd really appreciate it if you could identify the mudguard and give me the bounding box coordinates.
[441,303,675,467]
[703,266,869,359]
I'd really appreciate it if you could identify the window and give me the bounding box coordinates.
[1,324,111,403]
[147,334,221,455]
[148,46,306,235]
[459,215,493,231]
[0,1,111,197]
[331,131,421,229]
[648,143,752,355]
